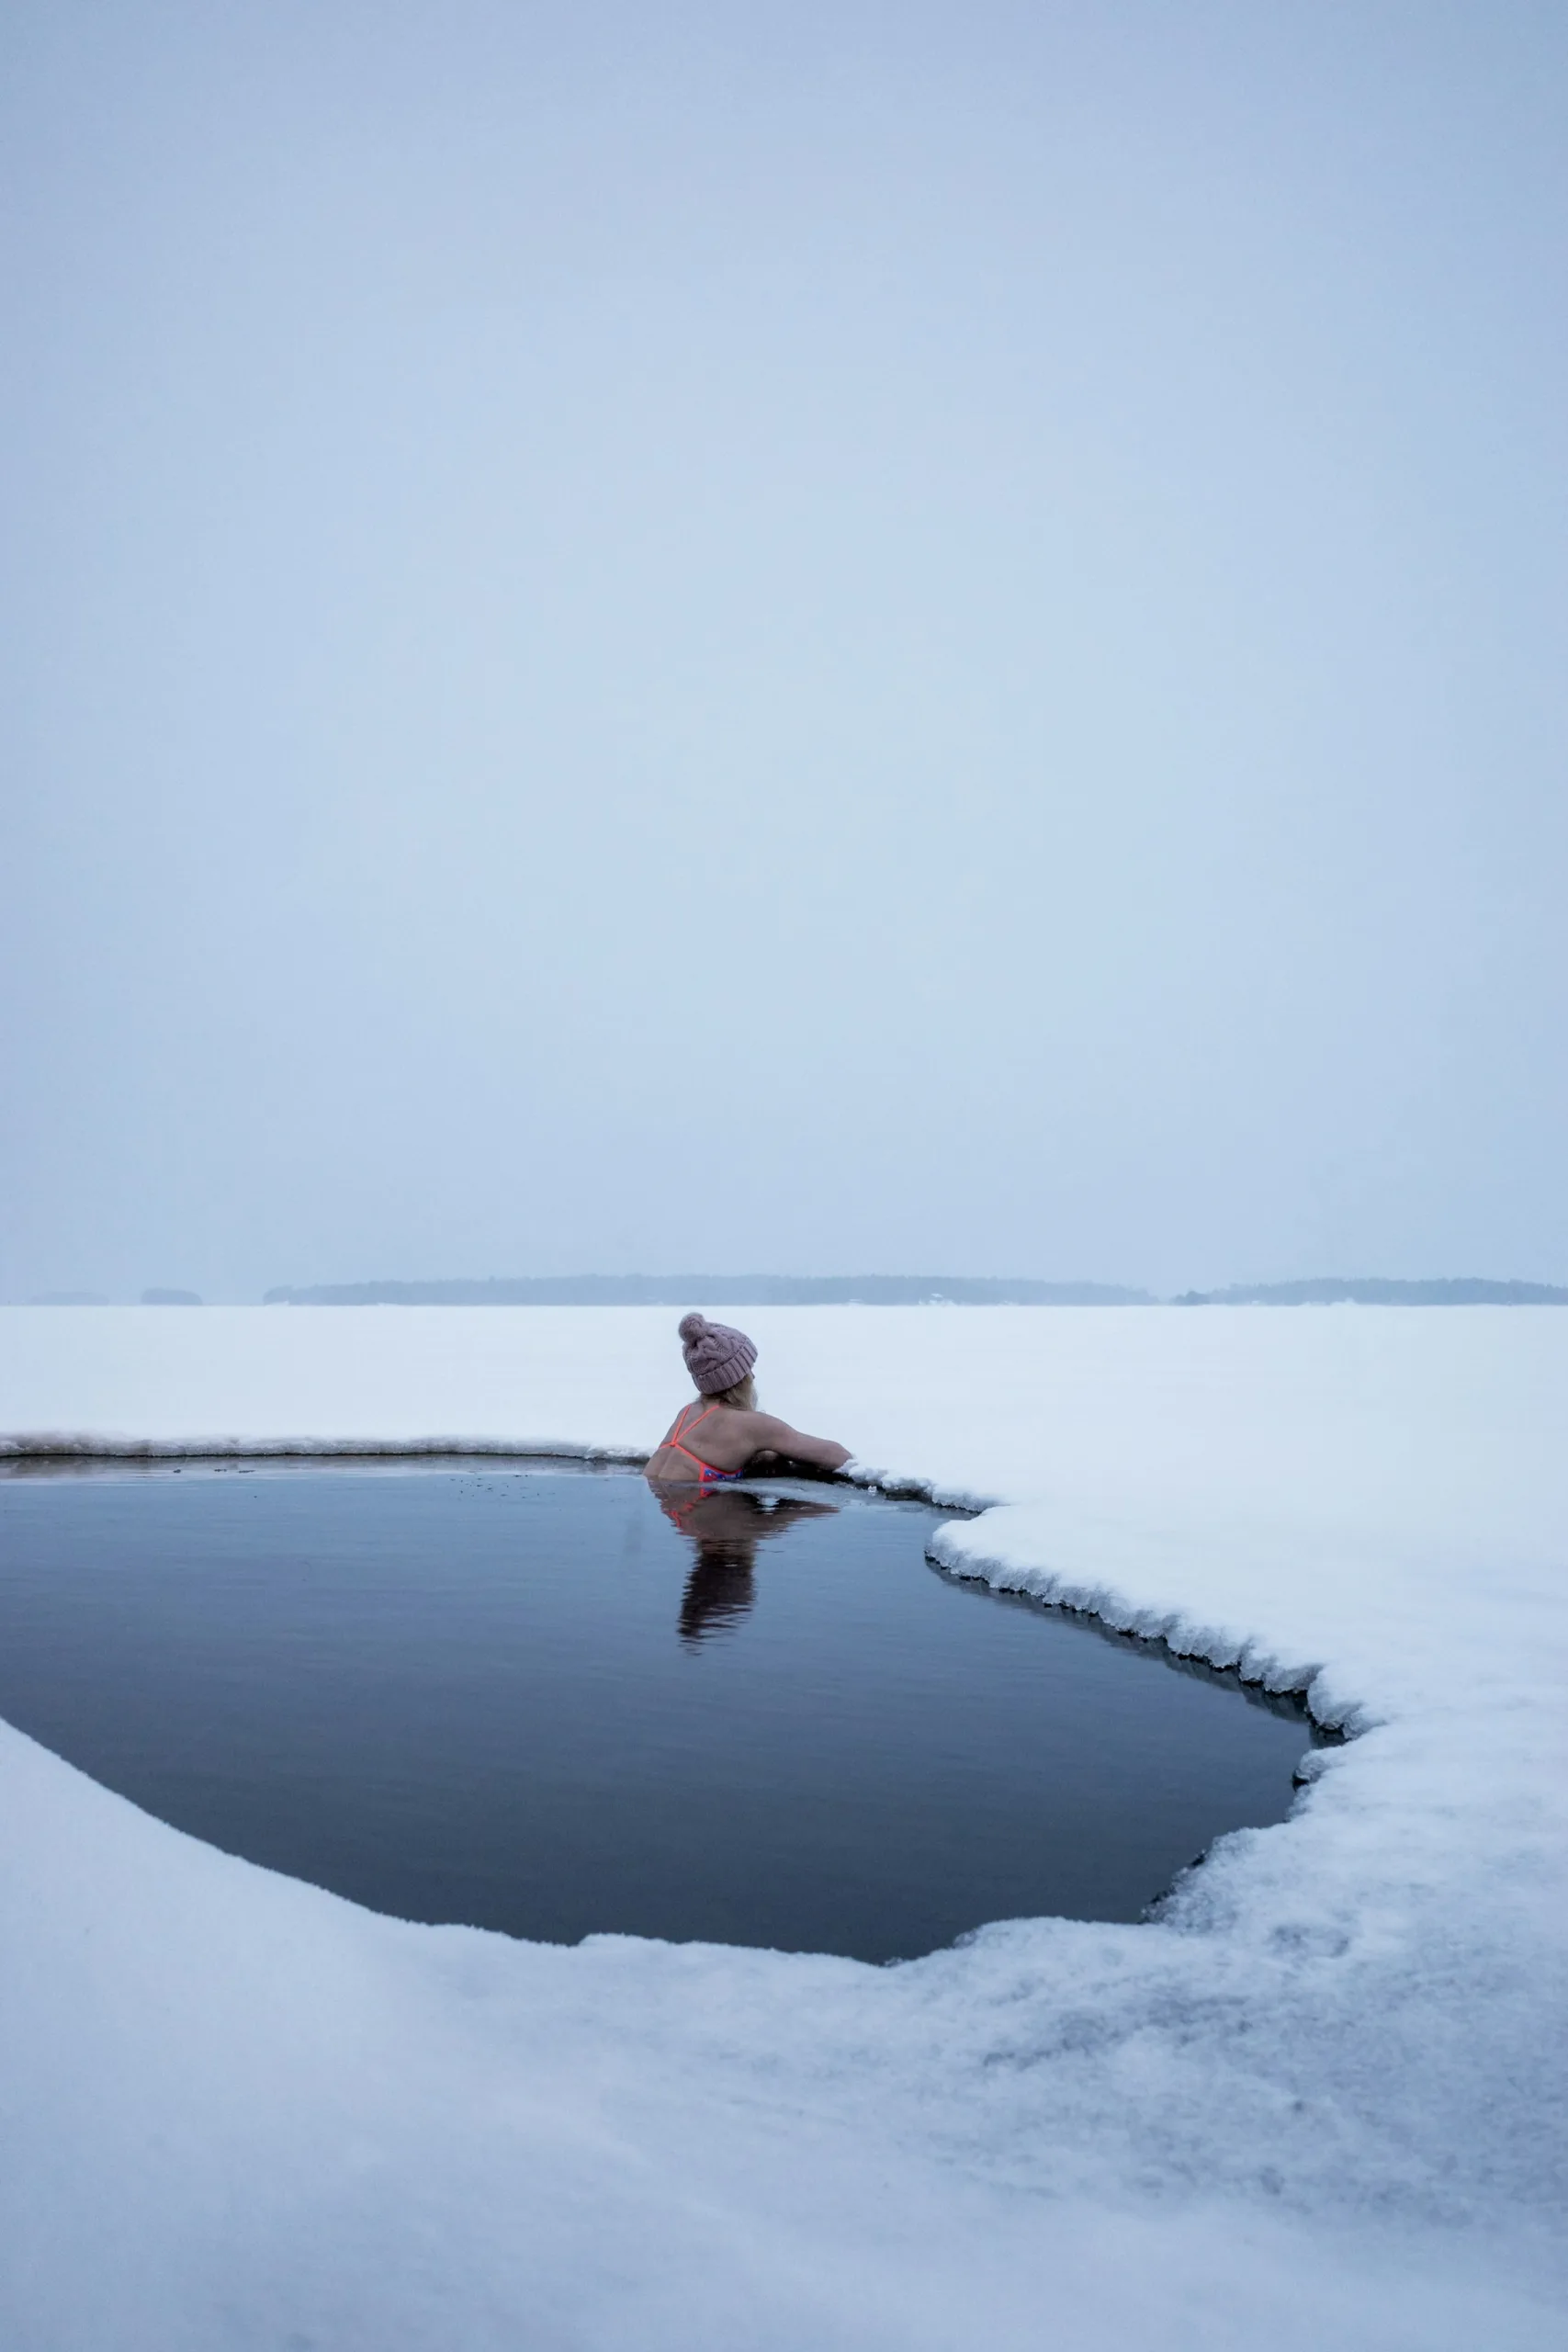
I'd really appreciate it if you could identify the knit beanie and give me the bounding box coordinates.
[679,1311,758,1396]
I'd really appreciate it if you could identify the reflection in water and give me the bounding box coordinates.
[678,1549,754,1645]
[648,1483,840,1646]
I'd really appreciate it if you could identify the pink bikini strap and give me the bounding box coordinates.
[664,1401,721,1473]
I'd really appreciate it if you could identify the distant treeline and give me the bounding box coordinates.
[22,1275,1565,1308]
[1172,1277,1568,1306]
[262,1275,1154,1307]
[256,1272,1568,1307]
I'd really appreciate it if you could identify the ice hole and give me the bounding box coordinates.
[0,1459,1325,1962]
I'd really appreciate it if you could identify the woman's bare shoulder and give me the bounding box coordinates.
[736,1410,851,1470]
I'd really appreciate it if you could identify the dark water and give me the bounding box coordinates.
[0,1461,1319,1962]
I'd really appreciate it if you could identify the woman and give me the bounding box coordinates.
[646,1312,852,1487]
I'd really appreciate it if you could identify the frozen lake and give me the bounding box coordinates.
[2,1306,1564,2347]
[0,1457,1316,1960]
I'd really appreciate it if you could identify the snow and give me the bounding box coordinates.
[1,1303,1565,2348]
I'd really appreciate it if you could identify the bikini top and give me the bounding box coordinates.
[659,1401,742,1486]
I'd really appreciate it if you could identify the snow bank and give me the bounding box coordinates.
[1,1305,1565,2348]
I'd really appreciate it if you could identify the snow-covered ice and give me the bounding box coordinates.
[1,1304,1565,2348]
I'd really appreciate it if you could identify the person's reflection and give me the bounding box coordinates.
[649,1483,839,1647]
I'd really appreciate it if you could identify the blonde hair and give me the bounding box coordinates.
[710,1374,756,1410]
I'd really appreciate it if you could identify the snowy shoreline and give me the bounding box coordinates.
[1,1305,1564,2348]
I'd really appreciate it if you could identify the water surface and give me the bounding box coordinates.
[0,1460,1318,1961]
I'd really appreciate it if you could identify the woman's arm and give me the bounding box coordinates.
[738,1412,851,1472]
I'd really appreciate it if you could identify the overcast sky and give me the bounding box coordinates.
[3,2,1564,1300]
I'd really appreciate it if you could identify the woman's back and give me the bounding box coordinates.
[647,1395,849,1482]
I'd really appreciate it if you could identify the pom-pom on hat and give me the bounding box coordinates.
[679,1311,757,1396]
